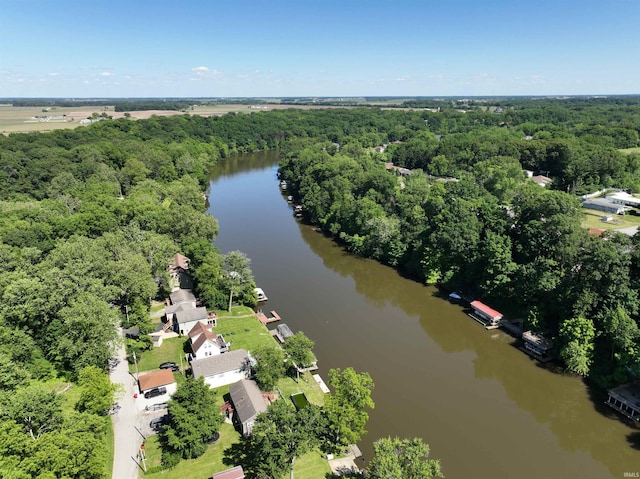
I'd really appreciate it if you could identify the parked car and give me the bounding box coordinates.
[149,415,170,432]
[145,402,168,412]
[144,386,167,399]
[159,362,179,371]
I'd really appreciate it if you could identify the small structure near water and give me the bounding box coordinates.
[521,330,554,362]
[469,300,503,329]
[605,383,640,421]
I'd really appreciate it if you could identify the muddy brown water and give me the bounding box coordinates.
[207,151,640,478]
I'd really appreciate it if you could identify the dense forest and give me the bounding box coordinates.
[1,98,640,477]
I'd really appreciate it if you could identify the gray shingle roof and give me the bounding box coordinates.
[229,379,267,425]
[169,289,196,305]
[191,349,249,379]
[175,306,208,324]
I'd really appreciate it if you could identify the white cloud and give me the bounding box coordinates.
[48,72,59,77]
[101,72,114,77]
[192,66,209,72]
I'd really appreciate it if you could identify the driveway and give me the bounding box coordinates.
[110,331,146,479]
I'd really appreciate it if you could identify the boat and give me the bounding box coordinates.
[448,292,462,303]
[254,287,268,302]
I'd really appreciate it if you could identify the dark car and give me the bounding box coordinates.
[149,415,170,432]
[159,362,179,371]
[144,386,167,399]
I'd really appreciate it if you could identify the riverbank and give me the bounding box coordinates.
[207,150,639,479]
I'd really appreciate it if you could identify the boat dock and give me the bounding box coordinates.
[313,373,330,393]
[255,310,281,325]
[500,319,524,337]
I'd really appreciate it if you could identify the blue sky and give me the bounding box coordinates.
[1,0,638,97]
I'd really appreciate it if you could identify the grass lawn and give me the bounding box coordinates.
[132,337,188,374]
[619,147,640,155]
[215,308,279,353]
[142,421,240,478]
[277,371,326,407]
[142,424,334,479]
[581,208,640,231]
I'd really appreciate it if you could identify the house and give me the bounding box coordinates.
[137,369,177,408]
[211,466,245,479]
[191,349,253,389]
[605,383,640,421]
[469,300,503,328]
[175,306,215,335]
[582,198,630,215]
[523,169,534,178]
[229,379,268,436]
[165,289,197,324]
[605,191,640,208]
[168,253,190,279]
[188,321,228,360]
[530,175,553,187]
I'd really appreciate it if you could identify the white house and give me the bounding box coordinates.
[137,369,177,410]
[582,198,630,215]
[606,191,640,208]
[175,306,216,336]
[165,289,197,323]
[188,321,228,360]
[191,349,253,389]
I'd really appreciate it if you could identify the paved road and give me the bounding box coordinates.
[110,333,144,479]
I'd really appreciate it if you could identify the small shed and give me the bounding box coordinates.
[211,466,245,479]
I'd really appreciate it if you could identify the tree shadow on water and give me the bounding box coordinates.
[627,431,640,450]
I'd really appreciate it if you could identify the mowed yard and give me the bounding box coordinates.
[134,305,336,478]
[581,208,640,231]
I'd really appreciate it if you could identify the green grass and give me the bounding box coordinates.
[142,421,240,478]
[287,450,333,479]
[105,421,115,479]
[581,208,640,231]
[215,309,278,353]
[619,147,640,155]
[132,337,188,374]
[277,372,326,407]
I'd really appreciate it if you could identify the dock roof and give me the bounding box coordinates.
[470,300,503,320]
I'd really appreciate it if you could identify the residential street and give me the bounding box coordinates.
[110,332,144,479]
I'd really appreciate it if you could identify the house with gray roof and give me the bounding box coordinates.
[582,198,630,215]
[229,379,267,436]
[174,306,213,335]
[191,349,253,389]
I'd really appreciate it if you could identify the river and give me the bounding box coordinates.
[207,151,640,479]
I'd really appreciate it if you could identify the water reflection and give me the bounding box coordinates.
[209,151,639,479]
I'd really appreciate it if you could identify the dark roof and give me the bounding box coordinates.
[165,302,195,316]
[191,328,219,353]
[276,323,294,340]
[229,379,267,425]
[175,306,208,324]
[191,349,249,378]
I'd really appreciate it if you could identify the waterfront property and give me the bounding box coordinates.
[255,310,281,325]
[188,322,229,360]
[271,323,294,343]
[191,349,253,389]
[521,331,554,362]
[229,379,268,436]
[605,383,640,421]
[290,392,310,410]
[469,300,503,329]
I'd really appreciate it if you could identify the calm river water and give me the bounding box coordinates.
[207,151,640,479]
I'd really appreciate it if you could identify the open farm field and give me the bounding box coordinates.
[0,102,354,134]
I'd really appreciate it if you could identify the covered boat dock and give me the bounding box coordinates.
[469,300,503,329]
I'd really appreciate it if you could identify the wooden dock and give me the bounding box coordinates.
[313,374,330,393]
[255,310,281,325]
